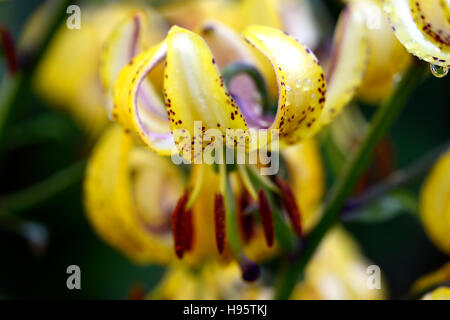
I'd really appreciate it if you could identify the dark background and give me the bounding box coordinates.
[0,0,449,299]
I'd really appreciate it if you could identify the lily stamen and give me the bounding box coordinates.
[275,177,303,237]
[257,189,274,247]
[214,193,226,254]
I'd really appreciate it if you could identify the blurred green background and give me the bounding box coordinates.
[0,0,449,299]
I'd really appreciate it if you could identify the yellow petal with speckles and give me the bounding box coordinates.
[243,25,326,145]
[384,0,450,67]
[164,26,248,160]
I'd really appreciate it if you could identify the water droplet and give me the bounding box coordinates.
[296,79,301,89]
[285,84,292,91]
[430,64,448,78]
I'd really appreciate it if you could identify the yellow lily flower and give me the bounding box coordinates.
[291,227,386,300]
[383,0,450,71]
[419,150,450,255]
[29,3,167,136]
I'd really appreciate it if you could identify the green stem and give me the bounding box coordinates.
[274,61,428,300]
[0,160,85,213]
[221,62,272,113]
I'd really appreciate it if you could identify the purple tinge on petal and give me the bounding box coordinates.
[133,44,173,146]
[229,75,273,129]
[231,93,273,129]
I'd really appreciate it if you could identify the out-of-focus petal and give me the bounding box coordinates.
[243,25,326,145]
[31,3,167,136]
[422,287,450,300]
[239,0,283,31]
[319,2,369,127]
[384,0,450,67]
[357,0,411,102]
[164,26,248,158]
[282,139,325,233]
[84,126,182,264]
[292,228,387,300]
[419,150,450,255]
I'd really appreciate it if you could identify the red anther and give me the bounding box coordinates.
[257,189,274,247]
[275,178,303,237]
[214,193,226,254]
[183,208,194,252]
[0,27,18,75]
[171,192,189,259]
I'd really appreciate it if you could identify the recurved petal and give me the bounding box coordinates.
[243,25,326,145]
[100,11,146,116]
[113,41,174,155]
[200,21,274,128]
[319,2,369,127]
[84,126,176,264]
[164,26,248,159]
[384,0,450,67]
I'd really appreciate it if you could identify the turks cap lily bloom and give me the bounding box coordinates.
[27,3,167,136]
[419,150,450,255]
[291,228,386,300]
[383,0,450,75]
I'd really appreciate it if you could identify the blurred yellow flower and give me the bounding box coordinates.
[29,3,167,136]
[419,150,450,255]
[292,227,386,300]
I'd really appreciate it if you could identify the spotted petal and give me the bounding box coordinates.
[113,41,174,155]
[384,0,450,67]
[164,26,248,158]
[243,25,326,145]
